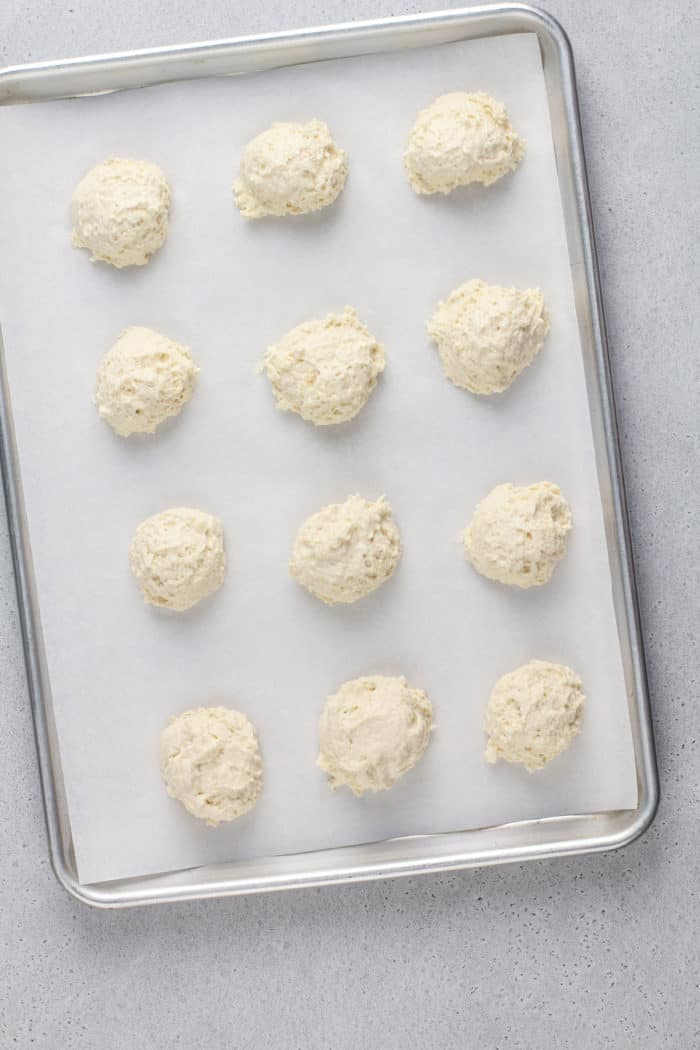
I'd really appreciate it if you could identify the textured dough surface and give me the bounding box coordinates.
[464,482,572,588]
[234,119,348,218]
[71,157,171,267]
[290,495,401,605]
[262,307,385,425]
[428,279,549,395]
[160,707,263,825]
[95,327,198,436]
[404,91,524,195]
[129,507,225,612]
[318,675,433,795]
[485,660,585,771]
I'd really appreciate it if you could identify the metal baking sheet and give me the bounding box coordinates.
[0,5,658,906]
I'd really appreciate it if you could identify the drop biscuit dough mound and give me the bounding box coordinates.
[318,675,433,795]
[129,507,225,612]
[95,327,198,436]
[262,307,385,425]
[290,495,401,605]
[463,482,572,588]
[485,660,585,771]
[71,156,171,267]
[427,279,549,395]
[404,91,524,195]
[234,119,348,218]
[160,707,263,825]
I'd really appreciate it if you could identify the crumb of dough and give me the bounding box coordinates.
[290,495,401,605]
[71,157,171,267]
[262,307,385,426]
[234,119,348,218]
[463,482,572,588]
[129,507,225,612]
[427,279,549,395]
[485,660,585,771]
[404,91,524,195]
[160,707,263,825]
[318,675,433,795]
[95,327,198,436]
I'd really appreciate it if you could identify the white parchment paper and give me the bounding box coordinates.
[0,33,637,885]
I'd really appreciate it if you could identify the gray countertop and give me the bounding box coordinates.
[1,2,698,1047]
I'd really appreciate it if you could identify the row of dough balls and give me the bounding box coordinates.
[95,284,548,438]
[71,92,524,267]
[129,486,572,613]
[161,661,586,826]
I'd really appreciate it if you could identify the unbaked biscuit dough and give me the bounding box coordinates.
[404,91,524,195]
[95,327,198,436]
[485,660,585,771]
[129,507,225,612]
[234,119,348,218]
[71,157,171,267]
[427,279,550,395]
[464,482,572,588]
[262,307,385,426]
[318,675,433,795]
[160,706,263,825]
[290,495,401,605]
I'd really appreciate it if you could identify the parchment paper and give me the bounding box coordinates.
[0,33,637,885]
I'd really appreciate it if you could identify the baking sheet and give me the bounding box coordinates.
[0,32,637,885]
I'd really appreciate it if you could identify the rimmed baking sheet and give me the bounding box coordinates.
[0,25,639,888]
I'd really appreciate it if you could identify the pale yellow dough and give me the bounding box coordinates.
[428,279,549,395]
[129,507,225,612]
[95,327,198,436]
[160,706,263,825]
[318,675,433,795]
[464,482,572,588]
[71,157,171,267]
[404,91,524,195]
[234,119,348,218]
[290,495,401,605]
[485,660,585,771]
[262,307,385,426]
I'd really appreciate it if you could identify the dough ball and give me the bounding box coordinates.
[160,706,263,825]
[95,327,198,436]
[71,157,171,267]
[129,507,225,612]
[262,307,385,426]
[427,279,549,395]
[318,675,433,795]
[404,91,524,195]
[464,482,572,589]
[290,495,401,605]
[485,660,585,771]
[234,119,348,218]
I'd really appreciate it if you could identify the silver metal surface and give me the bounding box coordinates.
[0,4,658,907]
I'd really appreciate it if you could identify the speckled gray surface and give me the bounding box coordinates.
[0,2,698,1047]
